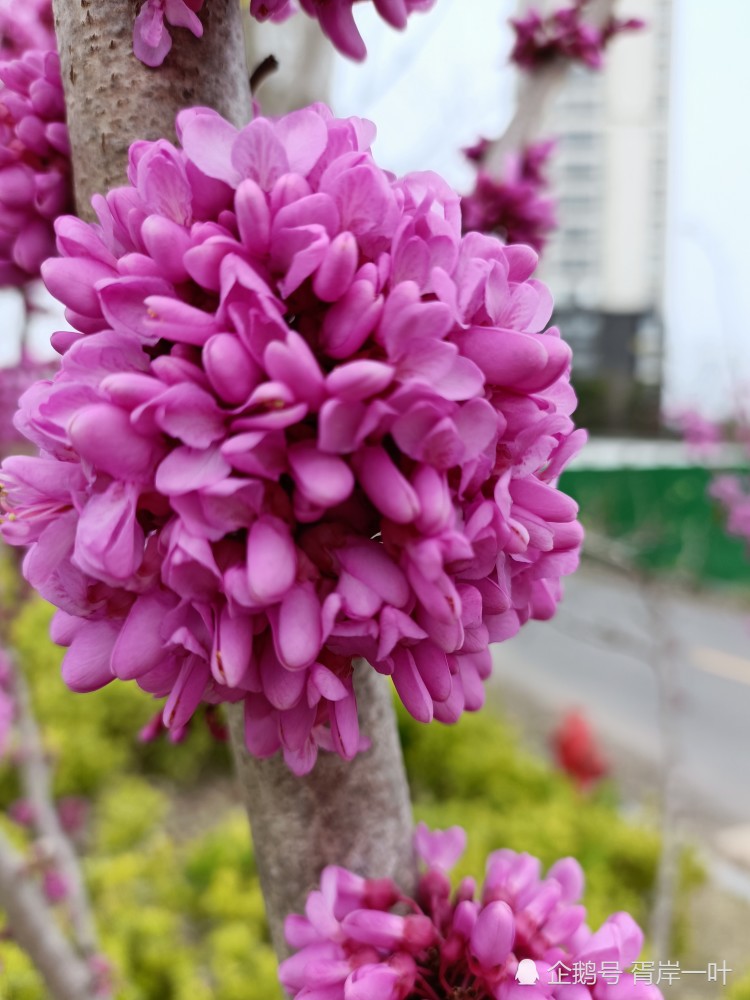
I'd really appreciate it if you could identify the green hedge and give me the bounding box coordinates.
[562,467,750,584]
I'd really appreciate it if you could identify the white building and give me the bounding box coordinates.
[536,0,672,425]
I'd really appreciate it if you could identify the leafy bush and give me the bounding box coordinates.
[730,972,750,1000]
[400,700,665,931]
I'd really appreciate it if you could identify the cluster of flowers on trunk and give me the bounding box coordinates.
[132,0,436,66]
[280,823,663,1000]
[0,0,71,286]
[0,103,583,774]
[510,1,644,72]
[248,0,436,62]
[462,139,557,254]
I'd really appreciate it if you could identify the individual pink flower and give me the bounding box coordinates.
[42,868,69,904]
[0,7,71,286]
[250,0,436,61]
[132,0,204,68]
[280,822,663,1000]
[2,104,584,775]
[462,140,557,253]
[249,0,297,24]
[510,1,644,72]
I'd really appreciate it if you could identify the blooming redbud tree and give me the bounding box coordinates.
[0,2,660,997]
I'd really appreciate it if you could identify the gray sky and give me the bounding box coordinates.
[664,0,750,417]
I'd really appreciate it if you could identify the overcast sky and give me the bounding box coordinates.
[3,0,748,420]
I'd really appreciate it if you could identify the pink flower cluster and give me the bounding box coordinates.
[132,0,205,68]
[280,823,662,1000]
[462,140,557,254]
[249,0,435,61]
[0,0,71,287]
[510,1,644,72]
[1,104,583,774]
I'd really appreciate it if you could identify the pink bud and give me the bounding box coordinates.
[246,516,297,605]
[352,446,421,524]
[321,279,383,358]
[470,900,515,969]
[313,230,359,302]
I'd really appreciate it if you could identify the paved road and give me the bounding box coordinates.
[492,562,750,846]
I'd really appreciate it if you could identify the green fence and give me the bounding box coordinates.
[560,453,750,585]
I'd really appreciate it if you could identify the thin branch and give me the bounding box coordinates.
[12,659,100,958]
[0,827,98,1000]
[250,54,279,95]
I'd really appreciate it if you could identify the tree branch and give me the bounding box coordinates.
[12,661,100,958]
[484,0,620,175]
[0,828,98,1000]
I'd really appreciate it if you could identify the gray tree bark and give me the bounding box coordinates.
[227,666,414,958]
[14,665,100,959]
[52,0,252,217]
[52,0,415,965]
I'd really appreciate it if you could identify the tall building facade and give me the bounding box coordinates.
[533,0,672,432]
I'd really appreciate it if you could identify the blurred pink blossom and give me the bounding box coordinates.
[667,407,723,458]
[510,0,644,72]
[0,0,55,59]
[462,140,557,253]
[42,868,69,904]
[710,475,750,545]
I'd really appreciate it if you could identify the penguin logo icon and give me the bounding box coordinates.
[515,959,540,985]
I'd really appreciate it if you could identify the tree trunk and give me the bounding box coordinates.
[52,0,252,217]
[52,0,415,964]
[227,666,414,958]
